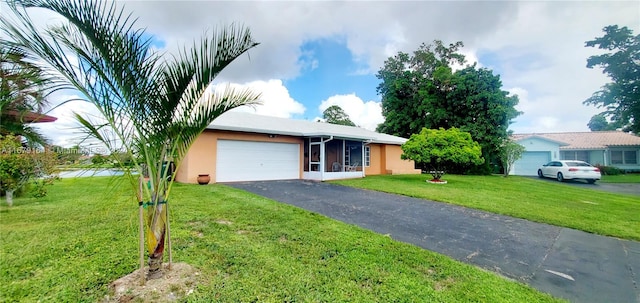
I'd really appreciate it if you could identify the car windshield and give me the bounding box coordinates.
[566,161,591,167]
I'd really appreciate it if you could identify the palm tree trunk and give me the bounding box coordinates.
[146,202,167,280]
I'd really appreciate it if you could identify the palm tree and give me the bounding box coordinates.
[0,40,54,145]
[2,0,260,280]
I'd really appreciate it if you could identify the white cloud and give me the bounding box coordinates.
[8,0,639,141]
[318,94,384,131]
[224,79,306,118]
[32,95,104,147]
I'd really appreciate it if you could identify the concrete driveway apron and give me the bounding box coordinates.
[228,180,640,303]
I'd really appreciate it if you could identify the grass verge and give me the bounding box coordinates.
[0,177,563,302]
[332,174,640,241]
[600,173,640,183]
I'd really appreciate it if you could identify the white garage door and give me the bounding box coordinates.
[216,140,300,182]
[513,151,551,176]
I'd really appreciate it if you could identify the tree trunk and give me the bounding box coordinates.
[146,201,167,280]
[5,190,14,207]
[147,233,165,280]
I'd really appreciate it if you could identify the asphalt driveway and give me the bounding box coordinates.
[228,180,640,303]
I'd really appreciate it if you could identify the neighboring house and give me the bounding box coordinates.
[175,112,420,184]
[510,131,640,175]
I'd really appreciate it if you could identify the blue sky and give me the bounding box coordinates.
[286,38,380,120]
[10,1,637,147]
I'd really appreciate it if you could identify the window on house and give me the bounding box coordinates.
[611,151,623,164]
[364,146,370,167]
[576,151,589,162]
[561,151,589,162]
[624,151,637,164]
[610,150,637,165]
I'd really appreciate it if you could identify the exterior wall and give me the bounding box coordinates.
[518,137,561,158]
[175,130,304,184]
[589,150,605,166]
[364,144,384,175]
[382,144,420,175]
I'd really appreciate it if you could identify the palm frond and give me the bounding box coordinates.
[3,0,261,276]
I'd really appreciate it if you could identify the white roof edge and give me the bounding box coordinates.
[208,125,305,137]
[206,112,407,145]
[513,134,569,146]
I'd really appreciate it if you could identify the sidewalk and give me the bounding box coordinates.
[229,180,640,303]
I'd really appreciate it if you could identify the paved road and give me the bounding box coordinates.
[533,177,640,196]
[228,180,640,303]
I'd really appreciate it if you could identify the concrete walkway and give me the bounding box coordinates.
[228,180,640,303]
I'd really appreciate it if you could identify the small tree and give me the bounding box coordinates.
[401,127,483,181]
[91,153,107,165]
[499,140,525,177]
[0,134,57,205]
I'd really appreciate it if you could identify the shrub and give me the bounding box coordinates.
[596,165,624,175]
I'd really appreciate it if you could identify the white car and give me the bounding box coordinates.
[537,160,602,184]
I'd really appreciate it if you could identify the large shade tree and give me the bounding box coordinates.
[584,25,639,134]
[322,105,355,126]
[2,0,260,280]
[587,113,620,131]
[377,40,520,173]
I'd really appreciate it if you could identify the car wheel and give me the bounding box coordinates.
[587,179,596,184]
[537,169,543,178]
[557,172,564,182]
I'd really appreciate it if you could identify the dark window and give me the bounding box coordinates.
[561,151,589,162]
[624,151,637,164]
[364,146,370,167]
[611,151,623,164]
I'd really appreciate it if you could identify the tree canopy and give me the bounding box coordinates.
[587,113,620,131]
[376,40,520,173]
[401,127,483,181]
[322,105,355,126]
[584,25,640,134]
[0,134,57,206]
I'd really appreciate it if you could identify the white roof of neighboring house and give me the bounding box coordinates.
[207,111,408,145]
[512,134,569,146]
[512,131,640,149]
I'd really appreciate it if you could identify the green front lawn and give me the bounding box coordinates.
[333,174,640,241]
[0,177,562,302]
[600,173,640,183]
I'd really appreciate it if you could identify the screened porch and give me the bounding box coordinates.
[302,136,369,181]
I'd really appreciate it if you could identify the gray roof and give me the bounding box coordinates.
[207,111,408,145]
